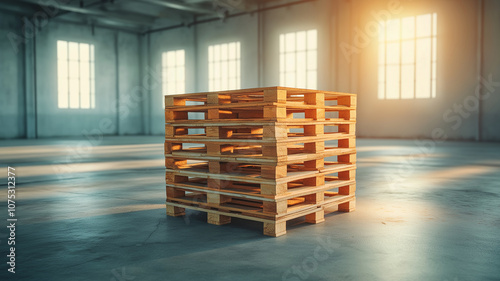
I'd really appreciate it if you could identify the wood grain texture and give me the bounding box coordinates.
[165,87,357,236]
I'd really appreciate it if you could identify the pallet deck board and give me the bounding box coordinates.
[167,118,355,126]
[164,133,355,144]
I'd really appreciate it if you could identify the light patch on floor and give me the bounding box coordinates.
[16,159,164,177]
[21,204,166,224]
[325,199,441,224]
[0,143,163,160]
[357,153,447,164]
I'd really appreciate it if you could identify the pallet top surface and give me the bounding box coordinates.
[164,86,356,99]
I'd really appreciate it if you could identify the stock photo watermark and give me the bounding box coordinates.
[180,158,249,225]
[282,236,340,281]
[7,0,70,54]
[110,266,136,281]
[340,0,414,62]
[443,74,500,130]
[213,0,245,18]
[6,166,17,274]
[386,74,500,188]
[51,66,161,178]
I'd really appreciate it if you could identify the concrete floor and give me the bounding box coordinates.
[1,136,499,281]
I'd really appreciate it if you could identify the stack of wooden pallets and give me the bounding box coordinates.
[164,87,356,237]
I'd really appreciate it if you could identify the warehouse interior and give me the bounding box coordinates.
[1,0,499,280]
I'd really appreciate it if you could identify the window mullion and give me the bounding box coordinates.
[89,48,92,109]
[399,18,402,99]
[384,24,387,99]
[76,44,79,109]
[430,16,434,98]
[413,16,417,99]
[66,44,70,109]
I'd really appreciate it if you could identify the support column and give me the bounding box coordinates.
[25,36,36,138]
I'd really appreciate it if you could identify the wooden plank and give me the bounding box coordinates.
[165,102,356,112]
[167,118,356,126]
[164,86,356,99]
[164,132,356,145]
[275,179,356,200]
[165,148,356,165]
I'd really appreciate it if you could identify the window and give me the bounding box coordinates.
[279,29,317,89]
[162,50,185,105]
[378,13,437,99]
[208,42,240,91]
[57,40,95,109]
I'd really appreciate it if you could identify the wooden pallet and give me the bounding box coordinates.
[166,192,355,237]
[165,87,356,236]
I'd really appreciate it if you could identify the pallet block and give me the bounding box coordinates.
[165,87,356,237]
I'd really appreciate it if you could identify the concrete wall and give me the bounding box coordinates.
[341,0,500,141]
[354,0,475,140]
[149,26,196,135]
[35,22,142,138]
[261,0,335,91]
[481,0,500,141]
[148,13,259,134]
[196,14,259,90]
[1,0,499,140]
[0,14,142,139]
[117,32,143,135]
[0,14,25,139]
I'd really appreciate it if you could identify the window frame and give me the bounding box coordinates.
[378,13,437,100]
[279,29,318,89]
[208,41,241,92]
[162,49,186,105]
[56,40,95,109]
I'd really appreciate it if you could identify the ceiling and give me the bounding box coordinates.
[0,0,269,33]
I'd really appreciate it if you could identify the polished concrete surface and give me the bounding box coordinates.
[0,136,499,281]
